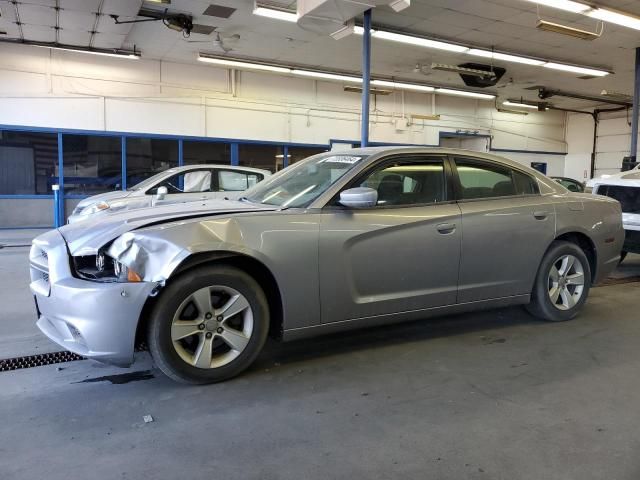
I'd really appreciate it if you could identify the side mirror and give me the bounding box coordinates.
[339,187,378,209]
[156,186,168,201]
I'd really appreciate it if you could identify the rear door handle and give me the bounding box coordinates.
[436,223,456,234]
[533,211,548,220]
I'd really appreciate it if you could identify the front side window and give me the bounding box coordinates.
[245,153,366,208]
[455,158,538,200]
[147,170,212,194]
[357,157,446,207]
[218,170,262,192]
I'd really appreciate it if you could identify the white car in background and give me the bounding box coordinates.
[587,167,640,260]
[68,164,271,223]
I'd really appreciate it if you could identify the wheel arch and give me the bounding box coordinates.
[135,251,284,350]
[552,231,597,282]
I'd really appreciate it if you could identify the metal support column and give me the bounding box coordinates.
[283,145,289,169]
[631,47,640,163]
[121,136,127,191]
[57,132,64,226]
[178,139,184,167]
[361,9,372,148]
[230,143,239,166]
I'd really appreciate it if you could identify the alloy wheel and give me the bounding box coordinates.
[547,254,585,311]
[170,285,254,369]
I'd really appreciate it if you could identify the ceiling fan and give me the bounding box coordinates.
[110,7,215,37]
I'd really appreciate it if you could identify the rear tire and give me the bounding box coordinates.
[147,265,269,384]
[526,241,591,322]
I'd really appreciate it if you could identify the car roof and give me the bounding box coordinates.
[342,146,541,173]
[166,164,271,175]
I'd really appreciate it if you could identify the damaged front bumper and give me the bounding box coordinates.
[30,229,158,367]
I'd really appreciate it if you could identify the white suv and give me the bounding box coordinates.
[587,167,640,259]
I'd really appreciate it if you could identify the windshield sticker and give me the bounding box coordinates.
[318,155,362,165]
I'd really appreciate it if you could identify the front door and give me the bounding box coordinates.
[319,155,462,324]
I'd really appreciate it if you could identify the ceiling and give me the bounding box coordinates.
[1,0,639,109]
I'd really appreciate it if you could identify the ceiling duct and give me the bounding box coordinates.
[458,63,505,88]
[296,0,409,36]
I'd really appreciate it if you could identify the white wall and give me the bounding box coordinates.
[566,110,640,179]
[0,43,567,171]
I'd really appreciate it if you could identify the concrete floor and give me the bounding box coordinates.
[2,230,640,479]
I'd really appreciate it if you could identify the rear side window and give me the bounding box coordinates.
[454,158,538,200]
[218,171,263,191]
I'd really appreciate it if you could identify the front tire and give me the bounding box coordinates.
[147,265,269,384]
[526,241,591,322]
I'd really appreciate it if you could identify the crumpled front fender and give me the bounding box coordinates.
[107,218,257,283]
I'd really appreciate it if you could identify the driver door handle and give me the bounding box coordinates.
[533,211,549,220]
[436,223,456,234]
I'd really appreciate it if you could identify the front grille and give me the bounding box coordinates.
[29,243,51,295]
[596,185,640,213]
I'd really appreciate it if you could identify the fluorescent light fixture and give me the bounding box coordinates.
[23,42,140,59]
[389,0,411,12]
[198,55,291,73]
[468,48,545,66]
[587,7,640,31]
[292,69,362,83]
[543,62,609,77]
[503,101,540,109]
[520,0,590,13]
[371,80,435,92]
[436,88,495,100]
[371,30,468,53]
[536,19,600,40]
[253,5,298,22]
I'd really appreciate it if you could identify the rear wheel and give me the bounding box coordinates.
[526,241,591,322]
[147,265,269,384]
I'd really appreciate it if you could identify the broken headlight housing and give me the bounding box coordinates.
[73,252,142,283]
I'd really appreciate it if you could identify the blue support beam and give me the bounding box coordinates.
[57,132,64,226]
[230,143,239,166]
[178,139,184,167]
[631,47,640,162]
[361,9,372,148]
[283,145,289,168]
[121,136,127,191]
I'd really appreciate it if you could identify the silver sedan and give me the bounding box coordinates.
[67,164,271,223]
[30,147,624,383]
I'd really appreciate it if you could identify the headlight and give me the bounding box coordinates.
[82,201,111,216]
[73,252,142,283]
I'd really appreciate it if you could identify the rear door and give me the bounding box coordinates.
[453,156,556,302]
[319,154,462,323]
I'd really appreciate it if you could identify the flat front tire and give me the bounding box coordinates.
[526,241,591,322]
[147,265,269,384]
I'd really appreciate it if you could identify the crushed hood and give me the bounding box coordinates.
[58,199,278,256]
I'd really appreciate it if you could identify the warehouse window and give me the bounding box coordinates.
[62,134,122,196]
[0,130,59,195]
[238,144,285,173]
[126,137,178,189]
[183,141,230,165]
[288,146,328,165]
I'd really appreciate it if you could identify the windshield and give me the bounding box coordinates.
[127,169,178,192]
[244,153,367,208]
